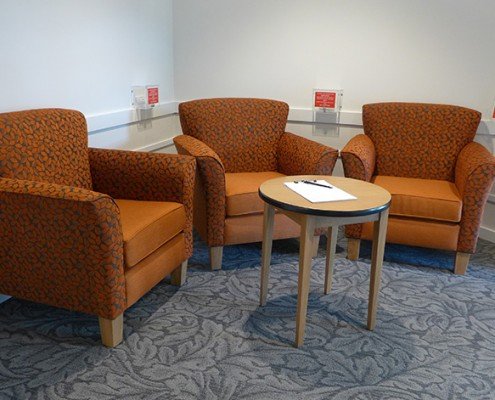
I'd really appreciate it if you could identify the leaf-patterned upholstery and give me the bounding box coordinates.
[341,102,495,272]
[179,98,287,172]
[175,98,339,268]
[363,103,481,180]
[0,108,93,188]
[0,108,196,345]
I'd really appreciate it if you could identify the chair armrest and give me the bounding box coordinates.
[88,148,196,257]
[174,135,226,247]
[341,134,375,240]
[340,134,376,182]
[174,134,225,169]
[277,132,338,175]
[0,178,125,319]
[455,142,495,253]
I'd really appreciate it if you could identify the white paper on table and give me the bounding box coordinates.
[284,180,357,203]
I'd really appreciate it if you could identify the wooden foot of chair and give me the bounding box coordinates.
[454,252,470,275]
[312,235,321,258]
[171,260,188,286]
[99,314,123,348]
[210,246,223,270]
[347,238,361,260]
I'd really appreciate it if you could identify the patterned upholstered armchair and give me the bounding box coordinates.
[0,109,195,346]
[174,98,339,270]
[341,102,495,274]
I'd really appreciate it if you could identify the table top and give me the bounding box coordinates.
[259,175,391,217]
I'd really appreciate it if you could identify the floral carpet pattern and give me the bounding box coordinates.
[1,232,495,400]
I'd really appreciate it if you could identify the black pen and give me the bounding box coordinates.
[297,180,333,189]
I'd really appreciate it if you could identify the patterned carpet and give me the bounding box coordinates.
[1,232,495,400]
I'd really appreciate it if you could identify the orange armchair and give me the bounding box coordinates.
[341,102,495,274]
[174,98,339,270]
[0,109,195,346]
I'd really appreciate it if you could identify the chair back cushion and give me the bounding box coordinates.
[363,103,481,181]
[179,98,289,172]
[0,109,92,189]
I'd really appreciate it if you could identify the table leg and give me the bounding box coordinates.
[324,226,338,295]
[367,208,389,330]
[295,215,316,347]
[260,203,275,306]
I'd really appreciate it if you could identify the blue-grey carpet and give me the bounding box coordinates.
[1,232,495,400]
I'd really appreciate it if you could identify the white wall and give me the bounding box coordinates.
[173,0,495,118]
[0,0,177,148]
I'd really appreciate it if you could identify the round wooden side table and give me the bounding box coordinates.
[258,175,391,347]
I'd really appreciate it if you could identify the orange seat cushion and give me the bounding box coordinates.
[225,171,285,217]
[115,199,186,268]
[372,175,462,223]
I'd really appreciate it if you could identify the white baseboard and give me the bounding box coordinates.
[84,101,494,142]
[86,101,179,134]
[287,107,495,135]
[288,108,363,126]
[479,226,495,243]
[0,295,11,304]
[133,137,177,152]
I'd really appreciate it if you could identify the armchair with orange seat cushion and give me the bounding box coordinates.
[0,109,195,346]
[341,102,495,274]
[174,98,339,270]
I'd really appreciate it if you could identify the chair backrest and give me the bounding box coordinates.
[363,102,481,181]
[179,98,289,172]
[0,108,92,189]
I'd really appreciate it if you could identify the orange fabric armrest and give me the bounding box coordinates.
[88,148,196,257]
[341,134,376,182]
[174,135,224,169]
[341,134,375,240]
[174,135,226,247]
[0,178,126,319]
[277,132,338,176]
[455,142,495,253]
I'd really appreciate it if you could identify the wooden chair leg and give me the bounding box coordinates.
[210,246,223,270]
[99,314,123,348]
[312,235,321,258]
[347,238,361,260]
[171,260,188,286]
[454,252,470,275]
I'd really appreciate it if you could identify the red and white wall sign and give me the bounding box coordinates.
[314,91,337,109]
[147,86,159,105]
[313,89,343,112]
